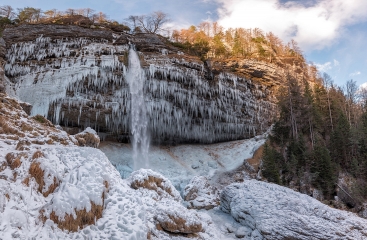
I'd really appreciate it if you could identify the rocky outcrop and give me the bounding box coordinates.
[73,127,100,147]
[184,176,219,210]
[2,24,113,45]
[155,202,203,234]
[128,168,182,201]
[220,180,367,239]
[127,169,222,238]
[2,24,278,144]
[210,59,285,89]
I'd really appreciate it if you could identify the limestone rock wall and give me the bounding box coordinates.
[2,24,278,143]
[0,38,6,93]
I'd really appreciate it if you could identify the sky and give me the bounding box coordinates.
[7,0,367,87]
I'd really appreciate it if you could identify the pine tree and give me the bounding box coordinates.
[330,112,351,169]
[311,144,335,198]
[262,143,281,184]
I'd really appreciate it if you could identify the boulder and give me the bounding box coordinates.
[220,180,367,239]
[128,168,182,201]
[73,127,100,148]
[155,200,202,234]
[184,176,219,210]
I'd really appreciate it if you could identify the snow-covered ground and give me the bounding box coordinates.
[0,93,240,239]
[99,132,267,193]
[2,93,367,240]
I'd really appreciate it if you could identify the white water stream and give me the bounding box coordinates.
[126,47,150,170]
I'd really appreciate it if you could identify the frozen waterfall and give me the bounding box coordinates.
[126,47,150,169]
[5,36,276,144]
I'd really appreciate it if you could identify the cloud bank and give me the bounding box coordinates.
[215,0,367,50]
[350,71,361,77]
[315,58,339,72]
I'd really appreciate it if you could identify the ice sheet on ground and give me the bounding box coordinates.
[99,130,268,191]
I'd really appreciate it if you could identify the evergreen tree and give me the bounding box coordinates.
[330,112,351,169]
[311,144,335,197]
[262,143,281,184]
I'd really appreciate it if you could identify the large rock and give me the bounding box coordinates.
[128,168,182,201]
[155,200,203,234]
[220,180,367,240]
[72,127,100,148]
[184,176,219,210]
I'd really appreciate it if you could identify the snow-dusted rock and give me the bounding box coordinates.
[235,226,252,238]
[221,180,367,239]
[128,168,182,201]
[184,176,219,210]
[72,127,100,148]
[156,199,203,234]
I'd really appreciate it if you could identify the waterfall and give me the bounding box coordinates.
[126,47,150,170]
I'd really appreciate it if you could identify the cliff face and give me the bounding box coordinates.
[2,24,279,143]
[0,37,6,93]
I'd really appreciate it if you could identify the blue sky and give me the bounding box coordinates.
[7,0,367,87]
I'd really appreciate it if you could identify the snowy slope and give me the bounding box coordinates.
[0,93,228,240]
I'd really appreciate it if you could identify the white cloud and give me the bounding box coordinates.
[333,59,340,67]
[315,58,341,72]
[315,61,332,72]
[359,82,367,89]
[215,0,367,50]
[350,71,361,77]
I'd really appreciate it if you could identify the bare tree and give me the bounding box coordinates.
[198,21,210,36]
[212,22,223,36]
[126,15,138,30]
[346,79,358,126]
[85,8,95,18]
[322,73,334,130]
[17,7,42,23]
[97,12,107,23]
[127,11,169,34]
[65,8,76,16]
[149,11,169,33]
[75,9,86,16]
[44,9,58,19]
[0,5,15,19]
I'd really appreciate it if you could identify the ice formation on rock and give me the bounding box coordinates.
[4,31,277,143]
[220,180,367,239]
[126,47,150,169]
